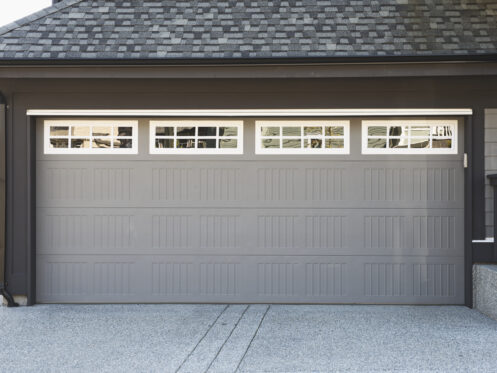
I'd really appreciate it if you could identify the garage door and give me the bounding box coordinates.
[36,117,465,304]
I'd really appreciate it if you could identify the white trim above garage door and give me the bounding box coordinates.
[27,108,473,117]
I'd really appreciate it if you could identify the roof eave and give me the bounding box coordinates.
[0,54,496,66]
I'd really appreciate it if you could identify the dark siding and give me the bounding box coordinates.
[0,75,496,300]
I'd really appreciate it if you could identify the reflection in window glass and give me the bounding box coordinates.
[177,138,195,148]
[117,127,133,137]
[219,127,237,136]
[388,126,408,137]
[198,127,216,136]
[432,126,453,137]
[368,126,387,136]
[198,139,217,148]
[71,139,90,148]
[92,139,112,148]
[257,121,348,153]
[93,126,113,137]
[261,127,280,136]
[219,139,237,148]
[262,139,280,148]
[156,127,174,136]
[432,138,452,148]
[282,127,301,136]
[152,122,243,153]
[364,121,457,153]
[410,137,430,148]
[389,138,408,148]
[325,139,344,148]
[50,126,69,136]
[156,139,174,148]
[325,126,344,136]
[368,138,387,148]
[283,139,301,148]
[305,139,322,148]
[114,139,133,148]
[304,126,322,135]
[46,122,136,154]
[71,126,90,136]
[411,126,430,137]
[177,127,195,137]
[50,138,69,148]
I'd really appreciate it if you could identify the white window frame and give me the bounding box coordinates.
[255,120,350,154]
[149,120,244,155]
[362,119,458,155]
[44,119,138,154]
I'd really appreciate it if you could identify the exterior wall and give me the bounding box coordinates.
[484,109,497,238]
[1,75,497,303]
[473,264,497,320]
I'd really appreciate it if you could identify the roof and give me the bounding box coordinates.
[0,0,496,63]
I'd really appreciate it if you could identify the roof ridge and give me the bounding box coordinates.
[0,0,85,37]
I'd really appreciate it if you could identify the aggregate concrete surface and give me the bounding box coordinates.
[0,304,496,373]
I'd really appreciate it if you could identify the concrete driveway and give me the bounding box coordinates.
[0,305,496,372]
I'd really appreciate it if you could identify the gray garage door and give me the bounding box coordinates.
[36,118,465,304]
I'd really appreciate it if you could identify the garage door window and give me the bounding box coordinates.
[362,120,458,154]
[255,120,350,154]
[150,120,243,154]
[44,120,138,154]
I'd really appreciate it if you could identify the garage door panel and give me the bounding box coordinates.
[36,254,464,304]
[37,207,463,256]
[37,162,463,209]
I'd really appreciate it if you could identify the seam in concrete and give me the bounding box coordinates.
[235,304,270,373]
[175,304,229,373]
[205,305,250,373]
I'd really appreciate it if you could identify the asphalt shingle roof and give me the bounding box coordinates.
[0,0,496,62]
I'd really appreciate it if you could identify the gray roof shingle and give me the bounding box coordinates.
[0,0,496,62]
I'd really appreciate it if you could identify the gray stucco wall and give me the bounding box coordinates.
[485,110,497,238]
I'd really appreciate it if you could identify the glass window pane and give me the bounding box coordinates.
[92,126,113,137]
[368,126,387,136]
[304,126,322,136]
[325,126,344,136]
[305,138,323,148]
[261,127,280,136]
[155,139,174,148]
[432,138,452,148]
[410,126,430,137]
[50,139,69,148]
[410,138,430,148]
[282,127,301,136]
[156,127,174,136]
[282,139,301,148]
[325,139,344,149]
[117,127,132,137]
[432,126,453,137]
[198,127,216,137]
[219,139,237,148]
[177,127,195,137]
[70,139,90,148]
[50,126,69,136]
[219,127,237,136]
[198,139,217,148]
[262,139,280,148]
[388,126,409,137]
[368,138,386,148]
[92,138,112,148]
[389,138,409,148]
[176,138,195,148]
[71,126,90,137]
[114,139,133,148]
